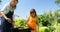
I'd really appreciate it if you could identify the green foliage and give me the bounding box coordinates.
[54,10,60,23]
[0,0,1,2]
[55,0,60,4]
[55,0,60,6]
[38,14,51,26]
[14,18,26,28]
[54,10,59,17]
[38,9,60,32]
[40,27,50,32]
[54,24,60,32]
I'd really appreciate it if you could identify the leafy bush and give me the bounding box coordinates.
[14,18,27,28]
[40,27,50,32]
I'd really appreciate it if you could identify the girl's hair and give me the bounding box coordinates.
[15,0,18,3]
[30,9,37,16]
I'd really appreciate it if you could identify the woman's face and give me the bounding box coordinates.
[10,0,18,7]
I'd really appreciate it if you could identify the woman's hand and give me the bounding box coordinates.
[12,21,14,26]
[1,12,12,23]
[5,18,12,23]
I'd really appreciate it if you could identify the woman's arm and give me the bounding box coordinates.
[0,11,12,23]
[1,11,7,19]
[0,3,12,23]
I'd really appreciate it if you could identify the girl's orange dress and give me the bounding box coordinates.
[27,16,37,32]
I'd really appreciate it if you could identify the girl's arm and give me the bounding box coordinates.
[36,17,39,32]
[25,16,30,24]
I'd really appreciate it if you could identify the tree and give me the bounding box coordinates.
[55,0,60,6]
[38,14,51,26]
[54,10,60,24]
[0,0,2,4]
[54,10,59,17]
[55,0,60,4]
[0,0,2,2]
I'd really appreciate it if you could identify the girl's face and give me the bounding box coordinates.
[30,12,35,17]
[10,0,18,7]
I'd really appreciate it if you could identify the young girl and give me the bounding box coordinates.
[26,9,38,32]
[0,0,18,32]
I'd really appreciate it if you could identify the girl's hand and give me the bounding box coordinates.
[25,21,27,24]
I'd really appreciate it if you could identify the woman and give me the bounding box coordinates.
[0,0,18,32]
[26,9,38,32]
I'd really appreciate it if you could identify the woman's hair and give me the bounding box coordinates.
[30,9,37,16]
[11,0,18,8]
[11,0,18,3]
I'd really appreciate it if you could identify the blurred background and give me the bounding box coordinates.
[0,0,60,32]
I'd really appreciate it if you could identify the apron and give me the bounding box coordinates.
[1,11,14,32]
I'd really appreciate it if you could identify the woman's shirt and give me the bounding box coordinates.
[1,2,15,14]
